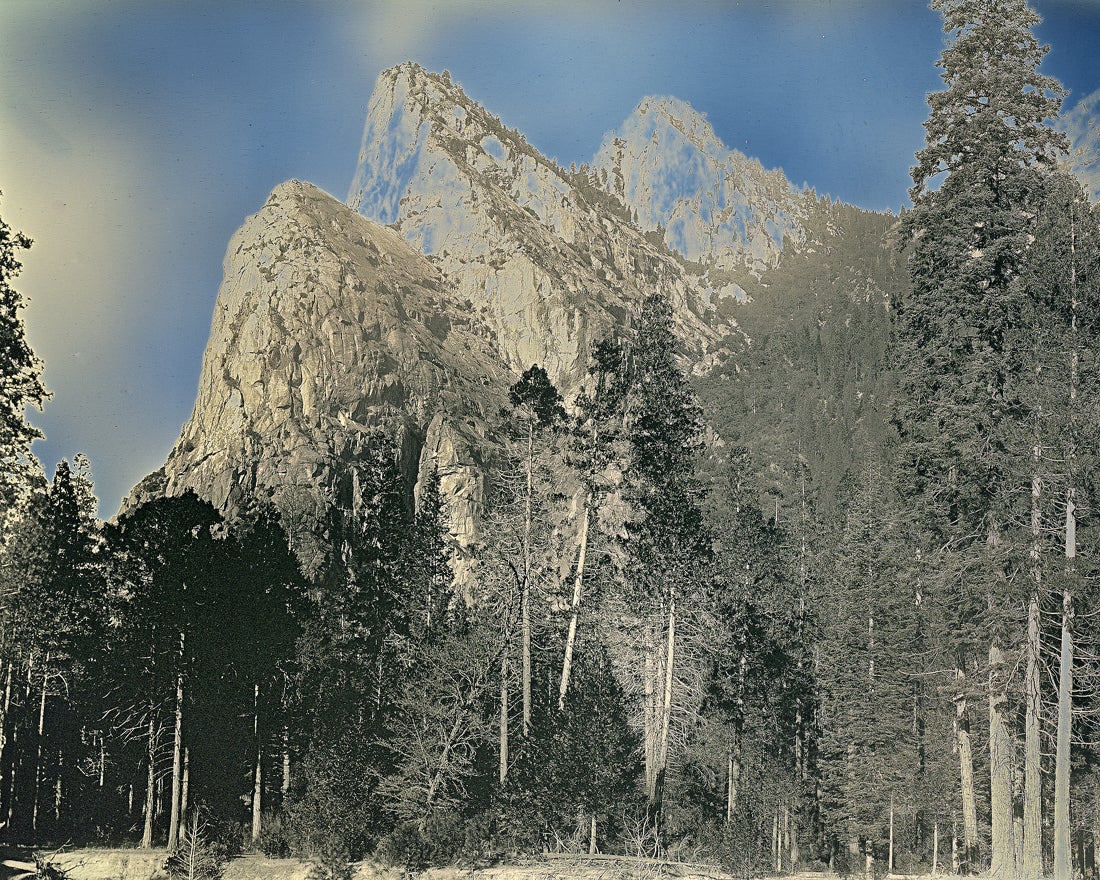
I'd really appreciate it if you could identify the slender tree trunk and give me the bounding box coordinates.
[1056,223,1079,880]
[168,632,185,851]
[180,746,189,824]
[953,814,960,875]
[54,750,63,825]
[558,497,590,710]
[644,626,657,804]
[282,725,291,798]
[142,711,156,848]
[790,805,801,868]
[0,662,11,821]
[933,820,940,875]
[726,649,747,823]
[989,643,1016,880]
[956,666,979,870]
[31,657,47,835]
[782,806,791,871]
[1021,402,1043,880]
[589,814,597,855]
[1023,595,1042,880]
[726,753,739,823]
[499,652,509,785]
[773,811,781,873]
[522,425,533,737]
[889,792,895,874]
[655,596,676,811]
[252,682,262,844]
[1054,590,1074,880]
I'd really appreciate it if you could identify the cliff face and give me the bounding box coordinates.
[128,180,511,579]
[347,63,744,389]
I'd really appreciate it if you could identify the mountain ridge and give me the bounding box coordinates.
[125,62,898,582]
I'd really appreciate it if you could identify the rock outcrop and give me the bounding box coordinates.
[127,180,511,579]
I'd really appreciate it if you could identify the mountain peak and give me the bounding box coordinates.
[594,95,810,272]
[633,95,718,147]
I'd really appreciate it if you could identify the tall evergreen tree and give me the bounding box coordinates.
[612,293,709,823]
[896,3,1068,877]
[0,456,105,838]
[103,492,223,848]
[0,199,48,525]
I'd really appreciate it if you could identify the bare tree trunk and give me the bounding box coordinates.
[782,806,791,871]
[989,643,1016,880]
[1023,595,1042,880]
[8,659,33,830]
[1021,404,1043,880]
[180,747,189,824]
[168,632,185,851]
[726,753,739,823]
[889,792,895,874]
[558,497,590,710]
[589,814,597,855]
[53,750,62,824]
[142,711,156,848]
[282,725,291,798]
[0,663,11,821]
[956,666,979,870]
[952,815,960,875]
[499,653,509,785]
[522,424,533,737]
[31,657,48,835]
[655,596,676,810]
[252,682,262,844]
[1053,203,1079,880]
[644,626,657,804]
[773,811,781,873]
[726,649,747,823]
[933,820,940,875]
[1054,590,1074,880]
[789,808,800,867]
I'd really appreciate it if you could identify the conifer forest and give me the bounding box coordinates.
[3,2,1100,878]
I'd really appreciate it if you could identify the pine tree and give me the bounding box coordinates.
[614,293,709,822]
[0,199,48,525]
[558,339,631,711]
[897,3,1069,876]
[696,457,801,854]
[103,492,223,848]
[506,365,564,738]
[0,456,106,837]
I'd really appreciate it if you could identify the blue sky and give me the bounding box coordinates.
[1,0,1098,517]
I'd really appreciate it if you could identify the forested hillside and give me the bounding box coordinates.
[2,1,1100,879]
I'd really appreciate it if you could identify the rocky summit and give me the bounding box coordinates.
[129,62,859,577]
[593,95,815,276]
[346,63,746,389]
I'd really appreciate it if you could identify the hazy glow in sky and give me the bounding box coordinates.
[1,0,1097,516]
